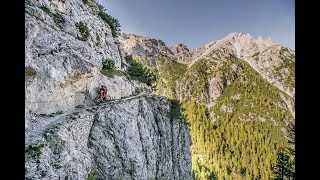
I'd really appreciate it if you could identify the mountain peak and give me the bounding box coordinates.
[170,43,192,64]
[118,32,173,57]
[118,32,288,66]
[172,43,189,49]
[226,32,249,37]
[223,32,274,44]
[190,32,276,61]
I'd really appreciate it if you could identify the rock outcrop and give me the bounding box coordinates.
[170,44,192,64]
[118,33,174,58]
[25,95,191,180]
[118,33,193,64]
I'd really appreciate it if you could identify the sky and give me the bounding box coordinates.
[98,0,295,50]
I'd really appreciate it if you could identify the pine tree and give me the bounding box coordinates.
[272,148,294,180]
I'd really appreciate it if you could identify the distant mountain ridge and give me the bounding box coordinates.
[119,32,292,60]
[118,32,295,99]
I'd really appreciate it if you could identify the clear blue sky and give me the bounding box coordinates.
[98,0,295,50]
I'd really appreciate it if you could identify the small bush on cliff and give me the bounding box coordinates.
[26,144,45,157]
[102,59,115,70]
[40,5,65,26]
[40,5,51,14]
[52,12,65,25]
[82,0,89,4]
[87,170,98,180]
[97,4,121,38]
[125,55,156,86]
[101,59,121,78]
[76,21,90,41]
[25,66,37,79]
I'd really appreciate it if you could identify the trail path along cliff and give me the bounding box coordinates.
[26,93,148,145]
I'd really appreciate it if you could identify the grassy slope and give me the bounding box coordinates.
[153,56,188,98]
[180,57,294,179]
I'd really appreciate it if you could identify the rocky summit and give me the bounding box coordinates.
[26,0,294,179]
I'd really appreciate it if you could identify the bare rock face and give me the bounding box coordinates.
[25,0,122,69]
[25,95,191,180]
[90,95,191,180]
[190,32,275,62]
[25,107,96,180]
[118,33,192,64]
[247,45,295,97]
[170,44,192,64]
[25,0,141,117]
[118,33,175,58]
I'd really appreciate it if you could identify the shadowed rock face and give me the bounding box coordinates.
[89,95,191,180]
[25,95,191,180]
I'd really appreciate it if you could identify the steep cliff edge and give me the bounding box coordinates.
[25,94,191,180]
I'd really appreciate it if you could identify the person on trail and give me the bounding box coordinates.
[99,85,108,102]
[102,85,108,99]
[98,86,104,101]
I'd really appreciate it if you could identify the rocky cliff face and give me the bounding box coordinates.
[90,95,191,180]
[118,33,193,64]
[25,94,191,180]
[170,44,192,64]
[25,0,128,117]
[25,0,192,179]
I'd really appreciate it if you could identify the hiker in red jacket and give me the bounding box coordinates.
[102,85,108,99]
[99,85,108,102]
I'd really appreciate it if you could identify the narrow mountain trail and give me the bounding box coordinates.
[106,92,147,104]
[25,93,148,145]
